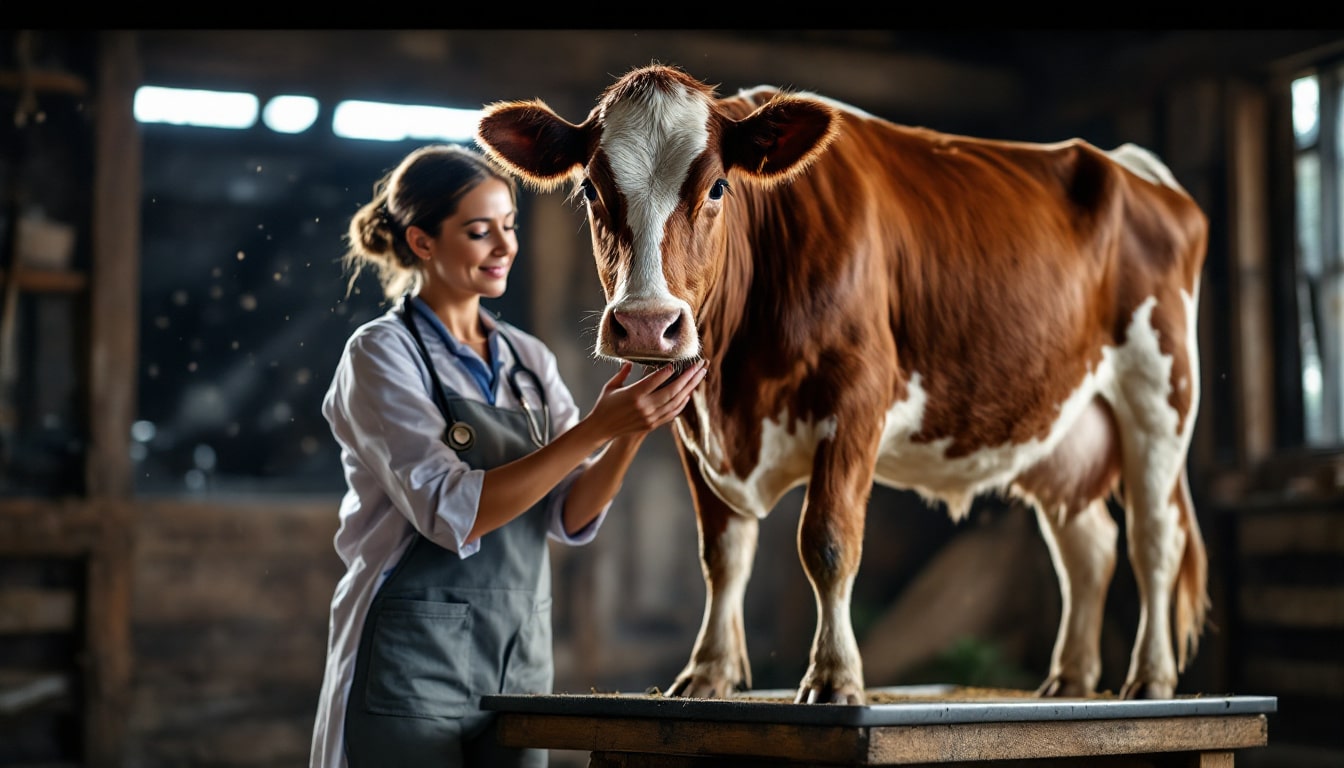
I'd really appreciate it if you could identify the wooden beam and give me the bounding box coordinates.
[86,30,141,500]
[84,31,140,768]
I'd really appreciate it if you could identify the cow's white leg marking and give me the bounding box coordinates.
[672,499,758,698]
[1109,290,1199,699]
[1034,499,1118,696]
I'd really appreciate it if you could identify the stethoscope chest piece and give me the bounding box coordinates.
[446,421,476,452]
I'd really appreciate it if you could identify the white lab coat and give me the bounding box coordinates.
[309,300,607,768]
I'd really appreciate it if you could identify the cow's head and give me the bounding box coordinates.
[476,64,840,365]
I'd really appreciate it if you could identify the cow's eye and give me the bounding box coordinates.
[581,178,598,202]
[708,178,730,201]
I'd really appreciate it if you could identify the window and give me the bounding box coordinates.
[1291,60,1344,447]
[132,99,527,496]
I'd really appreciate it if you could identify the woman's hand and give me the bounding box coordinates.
[585,360,707,439]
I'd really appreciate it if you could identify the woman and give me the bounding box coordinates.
[310,144,706,768]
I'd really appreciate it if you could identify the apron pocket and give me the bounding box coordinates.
[364,598,474,717]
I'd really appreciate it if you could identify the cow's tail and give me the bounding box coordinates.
[1173,467,1210,672]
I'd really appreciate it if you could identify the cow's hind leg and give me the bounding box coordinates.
[666,447,757,699]
[1112,292,1207,700]
[1033,499,1118,697]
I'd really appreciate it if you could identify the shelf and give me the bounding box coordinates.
[0,69,88,96]
[0,267,87,293]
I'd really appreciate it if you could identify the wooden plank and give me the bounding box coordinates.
[1237,513,1344,555]
[0,499,105,554]
[0,586,77,633]
[496,715,868,762]
[133,550,337,624]
[0,68,88,95]
[0,267,87,292]
[865,716,1267,763]
[133,498,341,556]
[496,713,1267,764]
[588,751,1233,767]
[1238,586,1344,627]
[497,712,1267,765]
[132,621,328,689]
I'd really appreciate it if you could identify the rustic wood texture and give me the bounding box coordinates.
[585,750,1237,767]
[87,29,140,500]
[0,585,76,633]
[0,498,105,554]
[496,711,1267,766]
[122,499,341,767]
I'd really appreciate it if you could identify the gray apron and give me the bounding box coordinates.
[344,305,552,768]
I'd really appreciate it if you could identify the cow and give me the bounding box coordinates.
[475,63,1210,704]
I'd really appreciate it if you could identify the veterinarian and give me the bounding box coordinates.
[309,144,707,768]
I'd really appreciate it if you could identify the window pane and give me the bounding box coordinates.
[1316,273,1344,444]
[1296,151,1323,277]
[1293,74,1320,149]
[1300,279,1325,445]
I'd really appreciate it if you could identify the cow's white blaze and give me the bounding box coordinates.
[599,85,707,308]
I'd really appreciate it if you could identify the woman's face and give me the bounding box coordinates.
[416,177,518,301]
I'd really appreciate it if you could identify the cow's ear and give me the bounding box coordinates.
[476,100,589,192]
[722,95,841,185]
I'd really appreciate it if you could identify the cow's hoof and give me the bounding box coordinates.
[1036,675,1092,698]
[794,683,865,705]
[1120,680,1174,699]
[666,675,740,700]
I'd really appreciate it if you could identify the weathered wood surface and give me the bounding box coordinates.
[586,751,1237,768]
[498,712,1265,766]
[123,498,341,768]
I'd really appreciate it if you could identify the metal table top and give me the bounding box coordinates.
[481,685,1278,728]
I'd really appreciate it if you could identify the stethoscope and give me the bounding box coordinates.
[400,298,551,450]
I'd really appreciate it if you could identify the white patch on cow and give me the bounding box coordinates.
[1108,143,1186,194]
[1109,296,1183,513]
[600,85,708,307]
[676,389,836,519]
[868,294,1192,523]
[872,366,1112,522]
[677,291,1199,535]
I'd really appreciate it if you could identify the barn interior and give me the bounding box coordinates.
[1,28,1342,768]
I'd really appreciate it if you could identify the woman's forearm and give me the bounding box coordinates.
[559,433,646,535]
[470,419,608,540]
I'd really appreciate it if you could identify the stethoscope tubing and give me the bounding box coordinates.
[400,299,550,448]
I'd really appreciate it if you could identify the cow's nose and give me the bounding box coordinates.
[609,308,685,357]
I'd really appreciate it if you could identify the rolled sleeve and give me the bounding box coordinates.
[325,325,483,556]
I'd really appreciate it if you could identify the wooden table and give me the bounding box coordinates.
[481,686,1276,767]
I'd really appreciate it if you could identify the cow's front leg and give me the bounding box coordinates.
[795,427,876,705]
[666,450,757,699]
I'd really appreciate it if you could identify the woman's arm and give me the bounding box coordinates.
[470,360,706,541]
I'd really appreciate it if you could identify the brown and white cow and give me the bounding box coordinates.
[476,64,1209,704]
